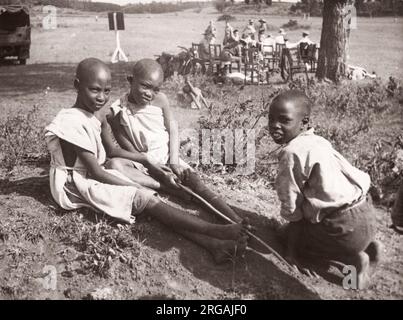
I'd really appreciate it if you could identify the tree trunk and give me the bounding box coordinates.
[316,0,348,82]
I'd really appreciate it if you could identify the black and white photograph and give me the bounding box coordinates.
[0,0,402,302]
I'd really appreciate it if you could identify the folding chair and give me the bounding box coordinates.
[191,42,210,74]
[208,43,223,74]
[262,44,276,71]
[243,47,263,85]
[274,43,285,70]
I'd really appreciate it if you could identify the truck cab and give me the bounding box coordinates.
[0,5,31,65]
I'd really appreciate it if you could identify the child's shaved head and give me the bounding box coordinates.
[271,90,311,117]
[76,57,111,83]
[127,58,164,106]
[74,58,112,113]
[132,58,163,81]
[268,90,312,144]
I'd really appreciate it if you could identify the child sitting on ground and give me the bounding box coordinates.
[268,90,382,289]
[106,58,245,228]
[45,57,248,264]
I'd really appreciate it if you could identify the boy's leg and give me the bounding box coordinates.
[183,170,243,224]
[300,199,382,286]
[143,196,247,241]
[105,158,161,189]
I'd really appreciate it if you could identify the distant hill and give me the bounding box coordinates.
[0,0,206,14]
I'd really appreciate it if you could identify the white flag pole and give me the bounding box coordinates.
[111,12,128,63]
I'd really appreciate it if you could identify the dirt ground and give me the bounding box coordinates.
[0,7,402,300]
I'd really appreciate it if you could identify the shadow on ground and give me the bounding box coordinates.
[0,62,133,98]
[135,194,322,299]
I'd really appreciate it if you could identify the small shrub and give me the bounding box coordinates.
[55,214,140,278]
[0,105,48,173]
[217,14,236,22]
[281,19,311,31]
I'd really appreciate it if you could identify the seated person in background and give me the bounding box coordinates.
[268,90,382,289]
[274,28,286,45]
[198,32,215,62]
[298,30,314,45]
[232,29,240,42]
[107,58,248,236]
[260,32,276,54]
[45,57,249,264]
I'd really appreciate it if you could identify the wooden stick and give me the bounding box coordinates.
[186,79,209,109]
[189,92,202,109]
[178,183,294,270]
[200,94,210,109]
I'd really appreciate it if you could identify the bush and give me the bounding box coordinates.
[281,19,311,31]
[0,105,48,173]
[217,14,236,22]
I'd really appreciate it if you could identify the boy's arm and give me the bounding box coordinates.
[276,151,305,222]
[101,115,179,188]
[73,144,139,187]
[101,115,150,165]
[106,109,138,153]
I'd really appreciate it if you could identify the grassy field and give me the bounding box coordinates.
[0,6,402,300]
[27,7,403,78]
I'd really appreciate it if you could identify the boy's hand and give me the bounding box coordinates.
[161,171,180,189]
[147,159,180,189]
[170,164,188,182]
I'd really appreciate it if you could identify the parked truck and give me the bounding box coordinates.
[0,5,31,65]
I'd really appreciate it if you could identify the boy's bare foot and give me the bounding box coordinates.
[211,222,248,241]
[356,251,371,290]
[365,240,383,274]
[211,236,248,264]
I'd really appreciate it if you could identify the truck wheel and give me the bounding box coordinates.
[19,59,27,65]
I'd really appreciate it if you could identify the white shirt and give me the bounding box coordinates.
[262,37,276,53]
[276,129,371,223]
[298,36,314,45]
[275,35,285,45]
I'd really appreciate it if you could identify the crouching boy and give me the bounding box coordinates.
[268,90,382,289]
